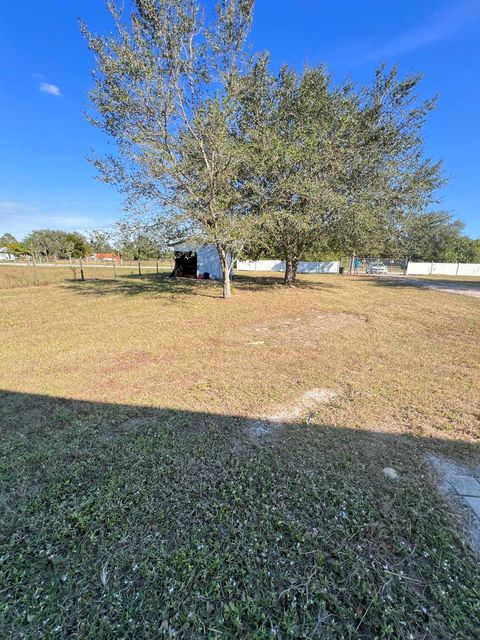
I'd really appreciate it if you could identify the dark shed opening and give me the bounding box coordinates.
[173,251,197,278]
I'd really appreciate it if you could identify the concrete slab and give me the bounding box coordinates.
[463,497,480,520]
[428,454,480,554]
[450,475,480,497]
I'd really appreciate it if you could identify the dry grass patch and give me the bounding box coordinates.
[0,269,479,638]
[244,310,367,346]
[0,269,478,431]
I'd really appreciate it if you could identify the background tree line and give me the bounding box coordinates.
[0,226,170,262]
[1,230,90,260]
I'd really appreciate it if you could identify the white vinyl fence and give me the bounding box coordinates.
[407,262,480,276]
[236,260,340,274]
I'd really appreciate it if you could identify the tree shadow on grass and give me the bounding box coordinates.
[64,272,222,299]
[63,271,342,300]
[1,388,479,639]
[234,272,341,291]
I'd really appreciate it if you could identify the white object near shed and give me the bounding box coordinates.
[0,247,16,261]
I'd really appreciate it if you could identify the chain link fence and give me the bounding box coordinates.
[353,258,408,275]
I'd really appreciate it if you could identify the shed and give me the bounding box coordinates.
[171,242,232,281]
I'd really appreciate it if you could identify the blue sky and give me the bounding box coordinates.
[0,0,479,240]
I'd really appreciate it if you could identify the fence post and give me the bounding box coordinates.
[32,254,38,284]
[430,261,434,275]
[112,258,117,278]
[138,259,142,276]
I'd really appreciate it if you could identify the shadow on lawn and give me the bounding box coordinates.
[63,271,341,299]
[234,272,340,291]
[64,272,221,299]
[1,388,479,638]
[1,389,477,463]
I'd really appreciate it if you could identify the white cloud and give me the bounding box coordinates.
[341,0,480,66]
[39,81,61,97]
[0,201,37,214]
[374,1,479,58]
[0,201,94,239]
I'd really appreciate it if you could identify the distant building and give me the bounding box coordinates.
[0,247,16,261]
[92,253,120,262]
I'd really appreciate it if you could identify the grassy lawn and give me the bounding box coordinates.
[1,267,479,638]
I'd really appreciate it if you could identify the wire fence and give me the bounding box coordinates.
[0,260,174,289]
[0,257,173,270]
[353,258,408,275]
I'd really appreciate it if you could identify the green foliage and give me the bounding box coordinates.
[5,241,28,256]
[444,234,480,263]
[398,213,480,262]
[114,219,171,260]
[239,63,443,282]
[82,0,256,297]
[0,233,17,247]
[330,67,443,260]
[24,230,90,259]
[1,396,479,639]
[238,62,350,284]
[64,232,90,258]
[81,0,469,292]
[87,229,113,254]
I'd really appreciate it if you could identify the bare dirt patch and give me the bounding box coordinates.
[248,387,337,440]
[244,311,367,346]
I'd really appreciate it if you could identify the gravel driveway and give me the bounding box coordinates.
[407,278,480,298]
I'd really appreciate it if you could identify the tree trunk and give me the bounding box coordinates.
[32,254,38,285]
[79,258,85,281]
[284,258,298,287]
[217,245,231,299]
[348,251,356,275]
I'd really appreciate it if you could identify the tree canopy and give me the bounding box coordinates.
[236,61,351,284]
[82,0,256,297]
[0,233,17,247]
[24,230,90,259]
[80,0,474,292]
[398,213,480,263]
[235,62,444,283]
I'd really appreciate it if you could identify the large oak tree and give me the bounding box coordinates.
[82,0,255,298]
[239,63,443,284]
